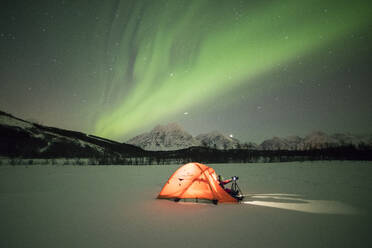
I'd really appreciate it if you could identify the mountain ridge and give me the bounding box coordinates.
[127,123,244,151]
[1,110,371,163]
[127,123,372,151]
[0,110,143,159]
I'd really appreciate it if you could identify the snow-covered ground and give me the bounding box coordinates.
[1,161,371,248]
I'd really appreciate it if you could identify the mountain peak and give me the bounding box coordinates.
[195,131,240,149]
[127,124,241,151]
[127,123,200,151]
[306,130,327,137]
[153,123,184,133]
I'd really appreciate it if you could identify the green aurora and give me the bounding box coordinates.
[93,0,371,140]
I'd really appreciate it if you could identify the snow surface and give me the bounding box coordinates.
[1,161,372,248]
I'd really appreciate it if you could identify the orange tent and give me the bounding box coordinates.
[157,162,238,204]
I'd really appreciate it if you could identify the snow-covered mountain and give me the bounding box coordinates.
[127,123,201,151]
[3,109,371,159]
[259,136,304,150]
[259,131,372,150]
[127,124,243,151]
[128,122,372,152]
[260,137,293,150]
[302,131,338,149]
[0,110,142,158]
[240,142,259,150]
[196,131,240,150]
[329,133,372,147]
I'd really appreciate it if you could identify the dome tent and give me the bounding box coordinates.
[157,162,238,204]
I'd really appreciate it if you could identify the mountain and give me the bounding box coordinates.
[0,110,143,158]
[304,131,372,149]
[260,137,291,150]
[2,109,371,162]
[302,131,338,149]
[240,142,259,150]
[330,133,372,146]
[127,124,243,151]
[128,122,372,152]
[259,136,303,150]
[127,123,201,151]
[259,131,372,150]
[196,131,240,150]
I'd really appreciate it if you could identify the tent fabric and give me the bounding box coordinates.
[157,162,238,203]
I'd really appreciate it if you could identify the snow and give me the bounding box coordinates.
[127,123,201,151]
[0,158,94,166]
[88,135,116,144]
[128,123,242,151]
[32,133,45,139]
[260,132,372,150]
[43,130,104,153]
[196,131,239,149]
[0,161,371,248]
[0,114,33,129]
[38,142,51,153]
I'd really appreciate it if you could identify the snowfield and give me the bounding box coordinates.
[1,161,371,248]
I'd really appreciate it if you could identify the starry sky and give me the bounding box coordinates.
[1,0,371,143]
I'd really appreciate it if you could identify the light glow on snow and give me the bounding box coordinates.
[242,194,358,215]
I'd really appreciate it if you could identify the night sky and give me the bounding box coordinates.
[1,0,371,143]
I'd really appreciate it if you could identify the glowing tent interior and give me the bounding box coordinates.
[157,162,238,204]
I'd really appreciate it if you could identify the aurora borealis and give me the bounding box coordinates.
[1,0,371,142]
